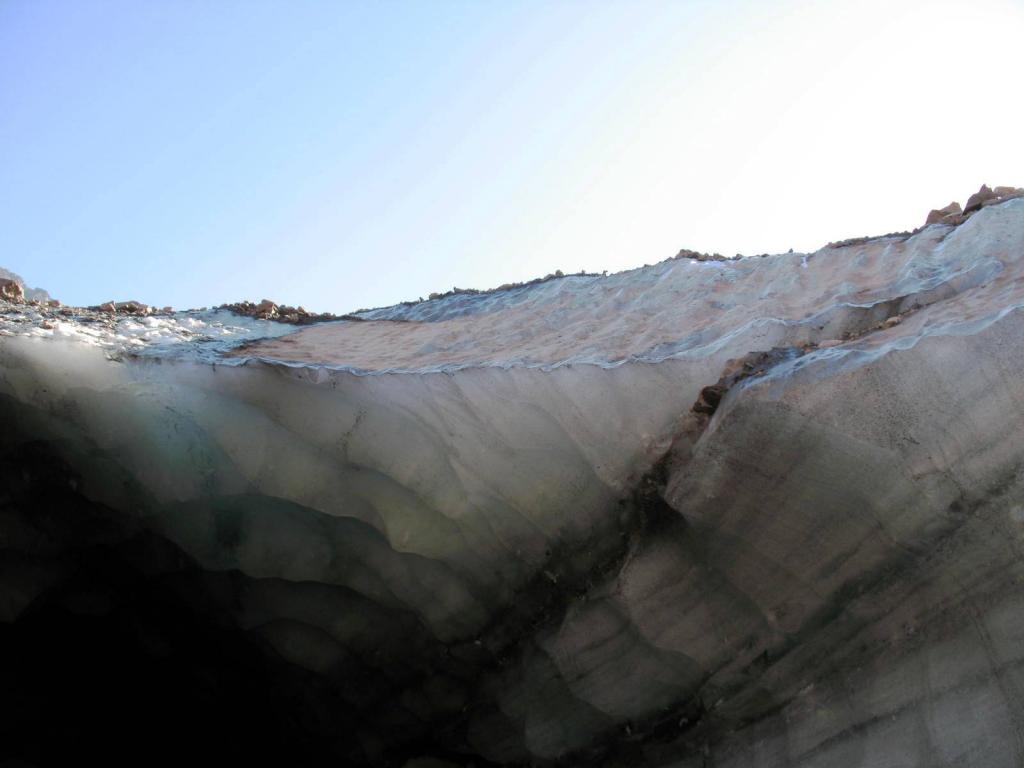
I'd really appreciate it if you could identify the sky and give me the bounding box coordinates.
[2,0,1023,313]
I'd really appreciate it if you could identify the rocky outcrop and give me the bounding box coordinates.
[674,248,732,263]
[219,298,347,324]
[930,184,1024,225]
[925,200,962,225]
[93,299,156,315]
[0,267,50,303]
[0,277,24,303]
[964,184,997,213]
[113,300,152,315]
[2,193,1024,766]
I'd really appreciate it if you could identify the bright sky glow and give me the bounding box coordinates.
[2,0,1023,312]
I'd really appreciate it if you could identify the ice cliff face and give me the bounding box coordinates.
[3,199,1024,767]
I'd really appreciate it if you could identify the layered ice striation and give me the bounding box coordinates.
[3,199,1024,766]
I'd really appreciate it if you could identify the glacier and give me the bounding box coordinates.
[2,198,1024,766]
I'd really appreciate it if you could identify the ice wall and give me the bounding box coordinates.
[2,200,1024,766]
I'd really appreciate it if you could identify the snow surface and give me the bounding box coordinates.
[233,197,1024,374]
[0,307,298,362]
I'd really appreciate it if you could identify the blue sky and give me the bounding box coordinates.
[2,0,1023,313]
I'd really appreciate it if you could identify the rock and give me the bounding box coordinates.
[983,188,1024,207]
[220,299,341,325]
[964,184,997,213]
[0,278,25,303]
[255,299,278,319]
[818,339,843,348]
[161,306,174,314]
[0,268,49,303]
[47,299,61,308]
[925,201,962,226]
[884,315,902,327]
[98,302,116,313]
[693,384,726,414]
[692,349,803,416]
[113,300,151,315]
[675,248,729,262]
